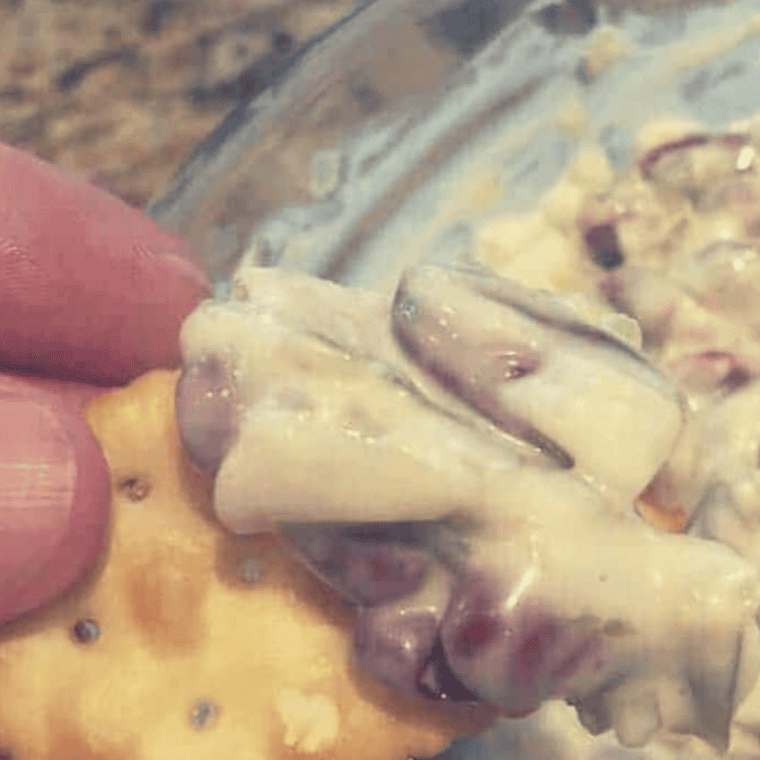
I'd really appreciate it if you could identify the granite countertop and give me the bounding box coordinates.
[0,0,356,208]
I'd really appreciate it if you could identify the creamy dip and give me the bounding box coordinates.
[176,114,760,758]
[442,118,760,760]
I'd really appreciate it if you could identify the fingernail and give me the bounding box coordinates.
[0,392,110,623]
[161,252,212,294]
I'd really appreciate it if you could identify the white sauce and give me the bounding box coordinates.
[179,7,760,753]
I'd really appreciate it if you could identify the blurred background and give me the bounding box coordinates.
[0,0,360,208]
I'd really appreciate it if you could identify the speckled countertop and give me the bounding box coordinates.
[0,0,357,207]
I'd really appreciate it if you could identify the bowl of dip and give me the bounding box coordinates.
[150,1,760,758]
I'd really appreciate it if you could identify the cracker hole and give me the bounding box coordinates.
[71,618,101,644]
[189,699,219,730]
[238,557,263,584]
[118,477,151,501]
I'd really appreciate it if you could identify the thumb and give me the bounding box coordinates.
[0,377,110,626]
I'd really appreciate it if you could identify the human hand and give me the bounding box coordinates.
[0,144,211,627]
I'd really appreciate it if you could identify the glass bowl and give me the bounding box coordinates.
[149,0,760,296]
[149,0,760,757]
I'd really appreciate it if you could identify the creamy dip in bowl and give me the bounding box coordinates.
[152,0,760,757]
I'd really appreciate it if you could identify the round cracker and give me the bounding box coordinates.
[0,370,485,760]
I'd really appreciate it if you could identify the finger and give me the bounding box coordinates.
[2,371,110,411]
[0,144,211,385]
[0,376,110,626]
